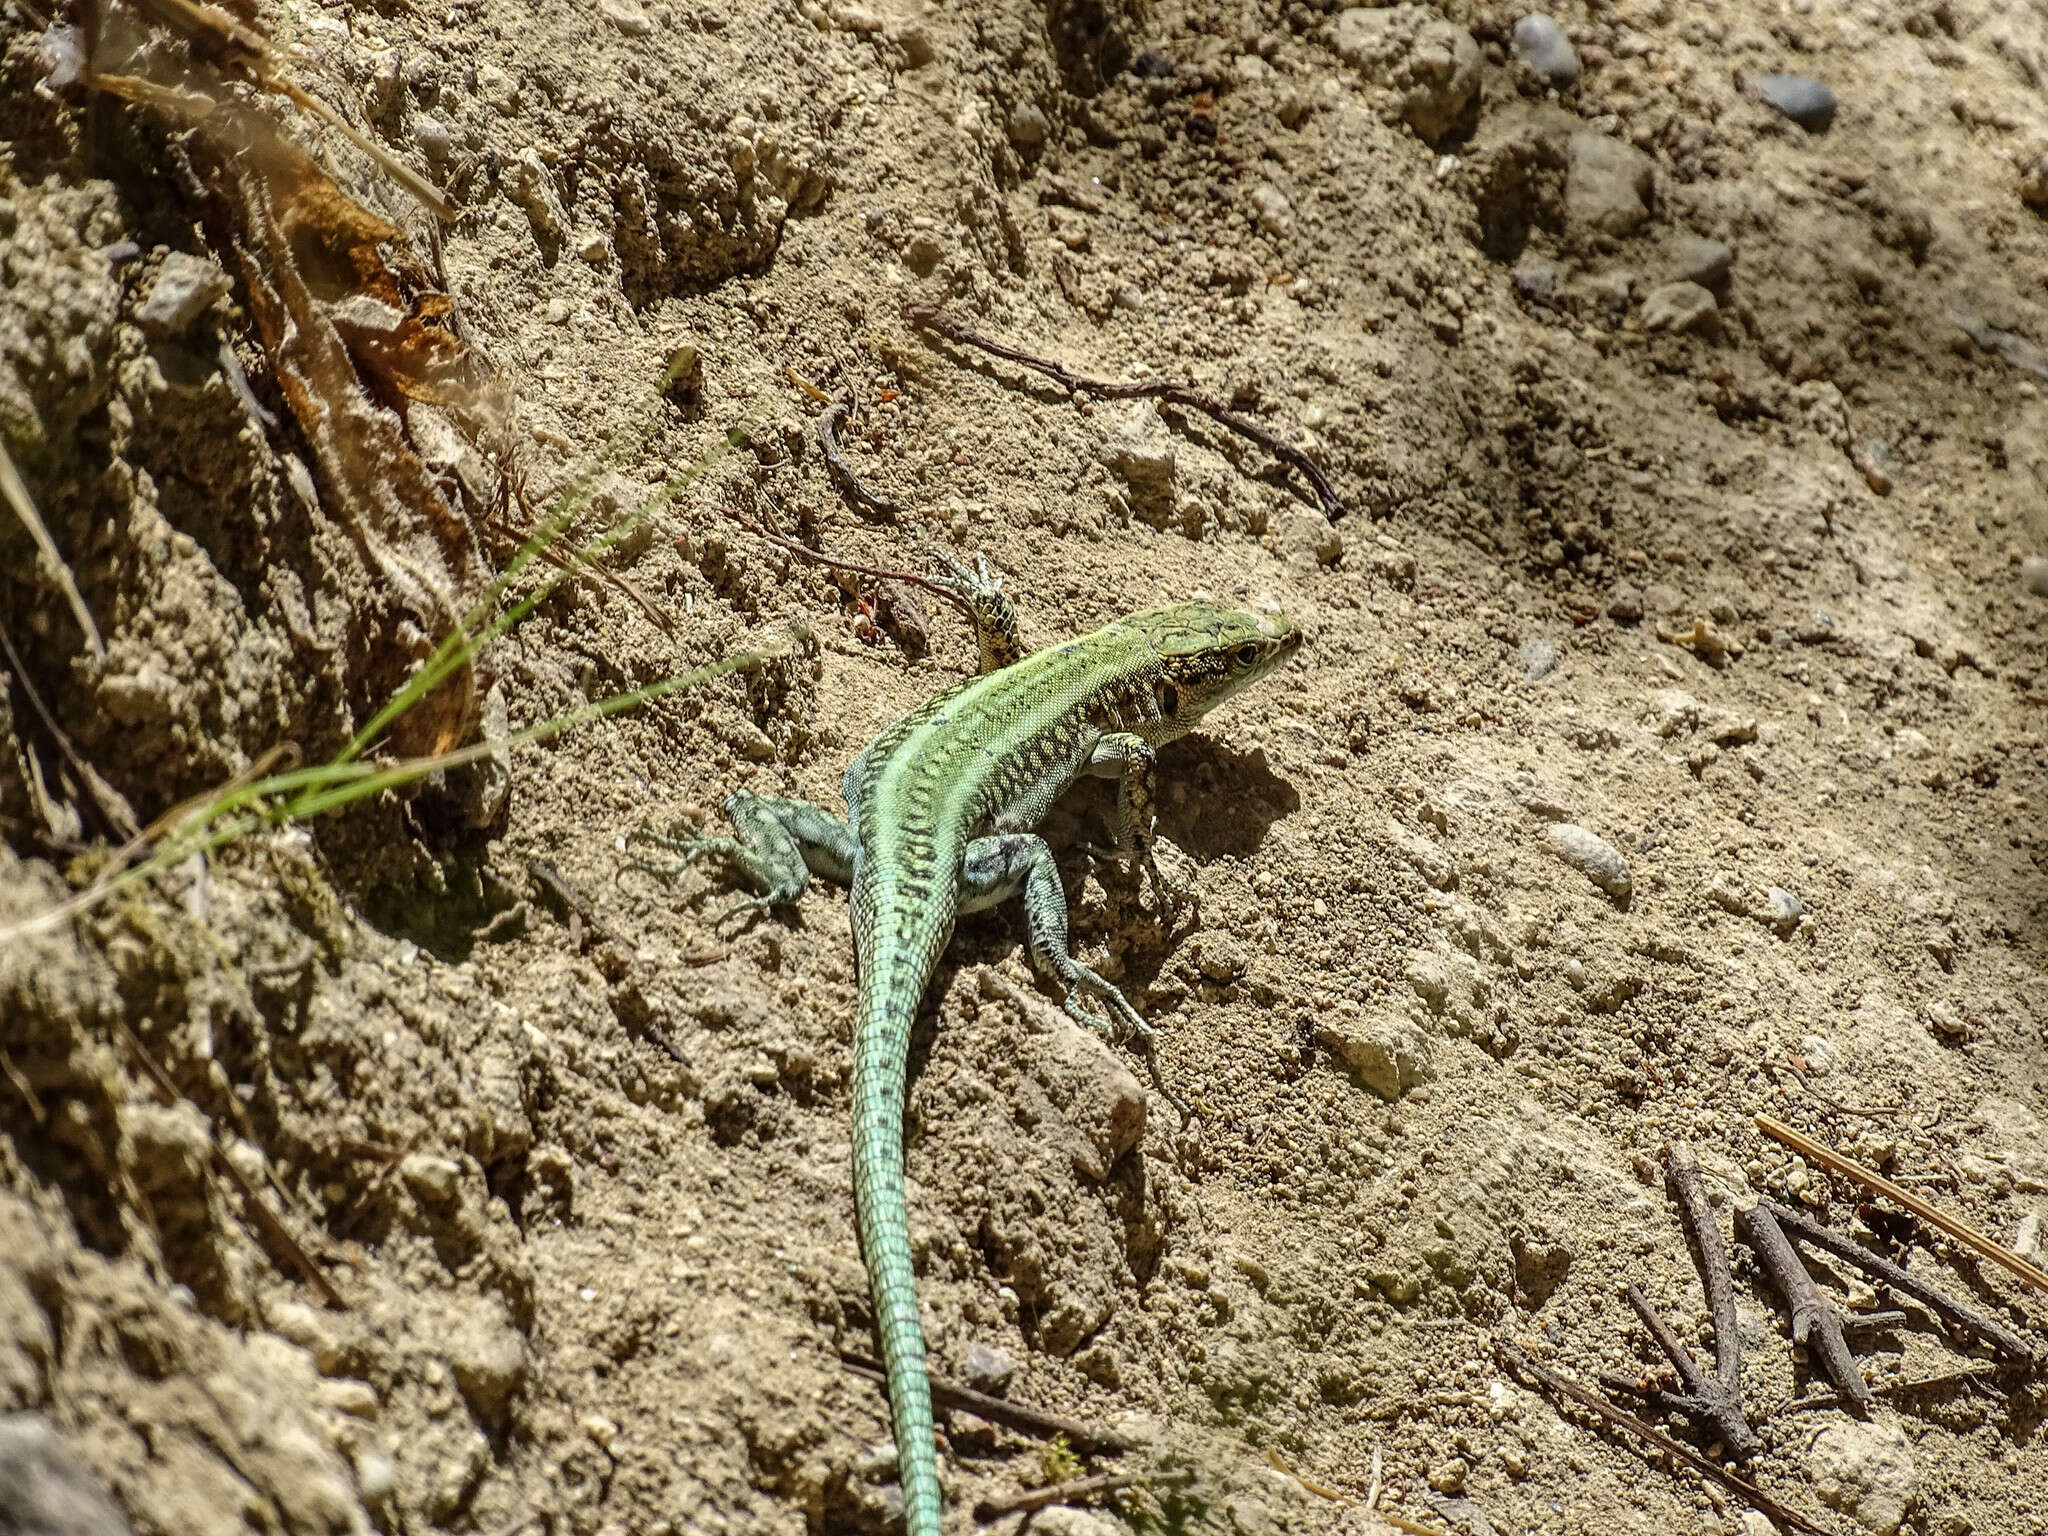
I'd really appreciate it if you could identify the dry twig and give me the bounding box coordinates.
[817,401,902,521]
[838,1350,1135,1455]
[1,438,104,658]
[115,1020,345,1308]
[1756,1115,2048,1296]
[1764,1057,1904,1120]
[1755,1199,2039,1363]
[1494,1339,1836,1536]
[973,1468,1189,1521]
[0,620,138,840]
[1602,1143,1758,1458]
[1735,1203,1874,1410]
[906,303,1347,521]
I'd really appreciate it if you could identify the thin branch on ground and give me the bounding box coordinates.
[905,302,1347,521]
[1734,1203,1874,1411]
[838,1350,1135,1455]
[1494,1340,1837,1536]
[115,1020,346,1309]
[723,505,976,619]
[1764,1057,1904,1120]
[0,620,137,840]
[1,437,105,658]
[817,401,902,521]
[973,1468,1189,1521]
[1757,1115,2048,1297]
[1755,1198,2040,1363]
[1602,1143,1759,1458]
[1790,1362,2012,1411]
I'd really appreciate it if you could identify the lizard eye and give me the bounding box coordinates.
[1234,644,1260,667]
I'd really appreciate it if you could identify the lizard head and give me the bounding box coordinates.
[1127,601,1301,726]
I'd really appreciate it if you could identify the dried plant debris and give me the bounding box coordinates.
[1602,1144,1759,1459]
[1740,1199,2041,1374]
[78,0,505,760]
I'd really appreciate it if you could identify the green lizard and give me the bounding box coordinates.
[632,564,1300,1533]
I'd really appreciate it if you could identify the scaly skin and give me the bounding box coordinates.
[631,586,1300,1534]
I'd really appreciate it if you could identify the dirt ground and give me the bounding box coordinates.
[3,0,2047,1532]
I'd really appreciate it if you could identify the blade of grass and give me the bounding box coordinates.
[336,381,744,770]
[0,623,807,943]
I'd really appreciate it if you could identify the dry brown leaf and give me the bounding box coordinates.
[86,1,511,759]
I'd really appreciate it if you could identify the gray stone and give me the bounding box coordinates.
[0,1415,131,1536]
[962,1340,1016,1396]
[2022,555,2048,596]
[1510,14,1580,89]
[1567,132,1655,238]
[1544,823,1632,900]
[135,252,231,337]
[1765,887,1805,933]
[1332,6,1482,145]
[1512,257,1561,308]
[1606,584,1643,624]
[1519,636,1559,682]
[1007,102,1050,146]
[1641,280,1717,334]
[1672,236,1734,288]
[445,1305,527,1431]
[1753,73,1836,133]
[400,1153,462,1205]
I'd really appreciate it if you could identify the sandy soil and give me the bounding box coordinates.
[2,0,2046,1533]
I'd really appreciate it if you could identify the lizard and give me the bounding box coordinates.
[629,562,1301,1534]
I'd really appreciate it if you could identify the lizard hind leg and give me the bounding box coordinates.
[625,789,856,923]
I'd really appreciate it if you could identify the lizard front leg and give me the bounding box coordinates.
[926,551,1025,674]
[1083,732,1193,923]
[626,789,856,923]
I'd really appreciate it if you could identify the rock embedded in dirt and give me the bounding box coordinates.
[1566,131,1655,238]
[1510,14,1580,89]
[1544,823,1632,900]
[1641,280,1717,334]
[2022,555,2048,597]
[1102,401,1178,524]
[1753,73,1837,133]
[1331,6,1482,145]
[1811,1421,1916,1535]
[1007,102,1050,146]
[1316,1011,1435,1101]
[1607,584,1644,623]
[135,251,231,338]
[1512,256,1561,308]
[1519,636,1558,682]
[1672,236,1734,289]
[962,1340,1015,1396]
[1765,886,1805,933]
[0,1414,132,1536]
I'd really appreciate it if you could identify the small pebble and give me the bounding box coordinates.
[136,252,232,337]
[1765,887,1804,934]
[1606,584,1644,624]
[1007,102,1050,146]
[400,1153,462,1205]
[1545,823,1632,901]
[1519,636,1558,682]
[963,1341,1016,1396]
[2021,555,2048,597]
[1510,14,1580,89]
[1640,280,1717,335]
[1512,258,1560,308]
[1753,73,1836,133]
[1131,47,1173,78]
[1672,236,1734,289]
[581,1412,619,1449]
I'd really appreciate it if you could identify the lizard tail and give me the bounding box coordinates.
[852,952,943,1536]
